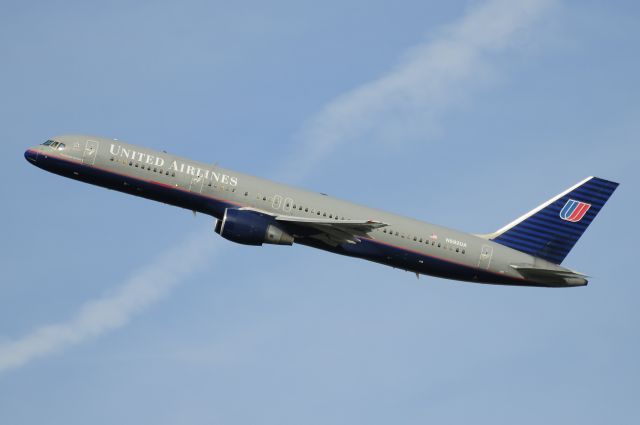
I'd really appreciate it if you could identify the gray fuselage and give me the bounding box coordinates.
[25,135,577,287]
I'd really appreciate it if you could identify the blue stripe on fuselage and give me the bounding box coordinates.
[31,150,237,218]
[33,151,543,287]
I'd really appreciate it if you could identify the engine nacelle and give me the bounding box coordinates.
[214,208,294,246]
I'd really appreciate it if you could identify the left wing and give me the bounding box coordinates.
[238,207,388,245]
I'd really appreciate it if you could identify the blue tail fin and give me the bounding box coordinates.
[488,177,619,264]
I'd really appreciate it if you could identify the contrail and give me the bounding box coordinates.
[0,229,213,372]
[285,0,553,180]
[1,0,554,374]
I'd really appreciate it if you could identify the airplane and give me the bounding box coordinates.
[24,135,619,288]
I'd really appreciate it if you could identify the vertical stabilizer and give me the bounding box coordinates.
[486,177,619,264]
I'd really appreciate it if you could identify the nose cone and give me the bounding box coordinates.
[24,148,38,163]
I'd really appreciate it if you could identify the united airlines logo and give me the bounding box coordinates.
[559,199,591,222]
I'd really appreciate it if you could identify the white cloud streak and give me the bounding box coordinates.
[1,0,554,374]
[0,229,213,373]
[287,0,554,178]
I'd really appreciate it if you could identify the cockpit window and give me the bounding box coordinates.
[40,140,65,150]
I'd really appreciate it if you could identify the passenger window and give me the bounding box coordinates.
[244,192,248,196]
[329,214,332,218]
[437,243,441,248]
[462,250,465,254]
[413,236,417,241]
[305,208,308,212]
[130,161,133,166]
[456,248,459,252]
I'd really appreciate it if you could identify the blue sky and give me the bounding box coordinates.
[1,0,639,423]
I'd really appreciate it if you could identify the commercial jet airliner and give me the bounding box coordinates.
[25,135,619,287]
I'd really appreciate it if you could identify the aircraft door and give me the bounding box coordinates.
[82,140,99,165]
[189,174,204,193]
[478,244,493,270]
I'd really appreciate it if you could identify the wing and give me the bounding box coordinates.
[238,207,388,245]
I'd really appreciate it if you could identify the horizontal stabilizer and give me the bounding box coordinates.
[510,264,588,287]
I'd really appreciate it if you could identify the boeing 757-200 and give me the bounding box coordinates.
[25,135,619,287]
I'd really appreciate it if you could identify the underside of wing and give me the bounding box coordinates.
[237,207,387,246]
[276,215,388,245]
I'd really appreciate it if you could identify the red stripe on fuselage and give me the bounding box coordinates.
[358,237,525,282]
[33,150,244,208]
[34,150,528,284]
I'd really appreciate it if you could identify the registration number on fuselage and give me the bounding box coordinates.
[445,238,467,248]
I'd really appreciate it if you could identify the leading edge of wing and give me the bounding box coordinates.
[237,206,388,228]
[275,215,388,228]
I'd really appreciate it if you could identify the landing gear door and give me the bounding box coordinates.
[478,244,493,270]
[82,140,99,165]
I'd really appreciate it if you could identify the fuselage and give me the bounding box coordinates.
[25,134,578,287]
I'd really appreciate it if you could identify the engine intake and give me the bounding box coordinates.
[215,208,294,246]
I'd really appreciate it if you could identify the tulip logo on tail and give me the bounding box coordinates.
[559,199,591,222]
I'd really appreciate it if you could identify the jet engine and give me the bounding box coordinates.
[214,208,294,246]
